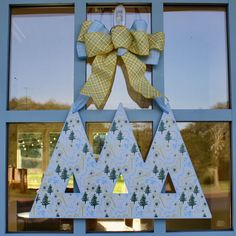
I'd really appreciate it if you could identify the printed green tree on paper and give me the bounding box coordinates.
[158,121,166,134]
[139,194,148,209]
[145,185,151,195]
[165,131,172,143]
[131,192,138,203]
[111,121,118,134]
[63,122,70,134]
[104,165,110,175]
[117,131,124,143]
[179,144,186,155]
[36,194,40,204]
[47,184,53,195]
[96,185,102,195]
[179,192,186,203]
[61,168,69,182]
[82,192,89,204]
[153,165,158,175]
[55,164,61,175]
[41,194,50,208]
[193,185,199,195]
[131,144,138,154]
[109,168,117,182]
[90,194,99,209]
[188,194,196,209]
[69,131,75,142]
[158,168,165,182]
[83,143,89,154]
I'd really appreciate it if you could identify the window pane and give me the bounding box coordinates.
[167,122,231,231]
[86,122,153,232]
[164,7,229,109]
[9,7,74,110]
[86,6,152,110]
[8,123,73,232]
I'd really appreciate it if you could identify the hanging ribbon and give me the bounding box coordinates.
[75,19,166,111]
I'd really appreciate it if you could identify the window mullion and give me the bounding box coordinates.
[151,0,167,234]
[163,0,228,4]
[0,122,7,235]
[0,1,10,113]
[3,110,69,123]
[6,0,75,4]
[173,109,232,122]
[73,0,87,234]
[0,1,10,235]
[228,0,236,232]
[74,0,86,104]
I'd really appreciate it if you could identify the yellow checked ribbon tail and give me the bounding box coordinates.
[121,52,160,98]
[80,52,117,109]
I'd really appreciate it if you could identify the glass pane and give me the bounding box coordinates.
[167,122,231,231]
[8,123,73,232]
[86,122,153,232]
[164,6,229,109]
[86,6,152,110]
[9,7,74,110]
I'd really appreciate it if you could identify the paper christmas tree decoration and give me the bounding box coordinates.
[30,104,211,219]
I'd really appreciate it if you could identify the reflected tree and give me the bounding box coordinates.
[180,104,230,189]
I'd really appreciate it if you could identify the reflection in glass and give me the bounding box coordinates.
[9,7,74,110]
[8,123,73,232]
[18,133,43,169]
[167,122,231,231]
[164,7,229,109]
[86,122,153,232]
[49,132,60,156]
[86,6,152,110]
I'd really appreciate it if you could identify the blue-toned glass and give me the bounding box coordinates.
[164,7,229,109]
[9,7,74,110]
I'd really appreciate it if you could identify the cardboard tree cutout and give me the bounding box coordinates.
[30,104,211,219]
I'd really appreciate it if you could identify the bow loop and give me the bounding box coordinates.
[84,32,113,57]
[149,32,165,51]
[129,31,150,56]
[78,20,92,42]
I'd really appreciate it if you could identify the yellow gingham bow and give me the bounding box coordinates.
[77,20,165,109]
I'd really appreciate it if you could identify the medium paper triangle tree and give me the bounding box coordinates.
[30,103,211,219]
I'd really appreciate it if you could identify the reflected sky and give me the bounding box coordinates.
[10,13,74,105]
[9,9,228,110]
[164,10,228,109]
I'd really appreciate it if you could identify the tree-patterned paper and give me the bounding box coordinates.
[30,103,211,219]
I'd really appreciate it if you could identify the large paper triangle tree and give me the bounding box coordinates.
[30,104,211,219]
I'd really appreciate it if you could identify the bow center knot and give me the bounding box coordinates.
[111,25,132,50]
